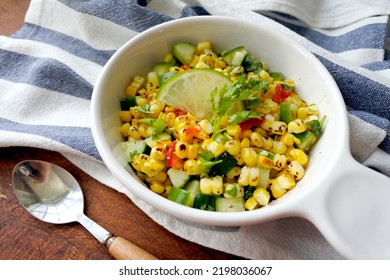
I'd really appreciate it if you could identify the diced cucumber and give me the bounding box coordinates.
[145,132,172,148]
[279,102,297,124]
[193,193,216,211]
[210,152,238,176]
[121,140,147,161]
[215,197,245,212]
[167,187,195,207]
[167,168,191,188]
[184,179,201,194]
[120,96,137,110]
[258,167,271,188]
[294,130,317,153]
[221,46,248,66]
[172,42,197,65]
[152,61,171,76]
[159,72,177,85]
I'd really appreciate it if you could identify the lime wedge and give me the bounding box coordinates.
[156,69,233,119]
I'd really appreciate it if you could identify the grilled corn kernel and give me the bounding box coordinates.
[175,141,189,159]
[141,159,164,178]
[184,159,203,175]
[240,137,251,148]
[241,129,252,139]
[272,154,286,171]
[257,155,274,169]
[290,149,309,167]
[234,153,245,166]
[226,166,241,180]
[276,173,296,190]
[241,147,258,167]
[269,179,287,198]
[288,119,307,134]
[188,54,200,68]
[207,141,225,157]
[152,171,167,183]
[262,136,274,150]
[214,58,226,69]
[150,146,166,161]
[131,154,149,171]
[249,167,260,186]
[120,122,130,137]
[226,125,242,138]
[244,197,259,210]
[237,166,250,186]
[163,52,173,63]
[150,181,165,194]
[187,145,199,160]
[224,140,241,156]
[271,121,288,135]
[128,125,142,140]
[287,160,305,180]
[195,61,210,69]
[223,183,242,198]
[250,132,263,148]
[200,176,223,195]
[273,141,287,154]
[253,187,270,206]
[119,111,132,123]
[126,76,145,97]
[197,41,212,53]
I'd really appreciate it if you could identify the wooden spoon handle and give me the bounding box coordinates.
[107,236,158,260]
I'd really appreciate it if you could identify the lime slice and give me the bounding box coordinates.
[156,69,233,119]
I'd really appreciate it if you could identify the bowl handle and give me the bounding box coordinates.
[298,153,390,259]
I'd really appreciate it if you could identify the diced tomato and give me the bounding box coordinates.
[166,140,184,168]
[185,126,201,137]
[173,109,187,116]
[272,84,292,104]
[181,65,190,71]
[239,116,265,130]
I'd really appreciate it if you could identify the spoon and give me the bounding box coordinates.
[12,160,158,260]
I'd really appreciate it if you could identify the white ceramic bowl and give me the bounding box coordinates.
[91,16,390,259]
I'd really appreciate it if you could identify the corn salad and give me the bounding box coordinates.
[118,41,325,212]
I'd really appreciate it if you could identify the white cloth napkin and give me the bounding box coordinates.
[1,0,390,259]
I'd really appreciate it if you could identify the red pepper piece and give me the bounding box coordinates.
[166,140,183,168]
[239,116,265,130]
[272,84,292,104]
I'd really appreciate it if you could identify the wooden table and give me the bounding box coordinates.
[0,0,243,260]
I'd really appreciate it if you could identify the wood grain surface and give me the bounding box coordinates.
[0,1,244,260]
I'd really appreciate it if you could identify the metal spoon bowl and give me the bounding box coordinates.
[12,160,157,260]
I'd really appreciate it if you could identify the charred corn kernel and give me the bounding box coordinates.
[241,147,258,166]
[253,187,271,206]
[288,119,307,134]
[297,107,310,120]
[220,115,230,128]
[149,101,165,118]
[135,96,148,106]
[244,197,259,210]
[163,52,173,63]
[199,119,213,134]
[214,58,226,69]
[273,141,287,154]
[187,145,199,160]
[152,171,167,183]
[119,122,130,137]
[138,124,149,138]
[188,54,199,68]
[272,154,287,171]
[271,121,288,135]
[147,71,159,87]
[231,66,244,75]
[150,181,165,194]
[200,176,223,195]
[237,166,250,186]
[128,125,142,140]
[150,146,166,161]
[201,138,213,150]
[175,141,189,159]
[290,149,309,167]
[308,104,319,115]
[131,154,149,172]
[226,125,242,138]
[280,132,295,147]
[259,69,271,81]
[223,183,244,198]
[224,140,241,156]
[195,61,210,69]
[262,136,274,150]
[207,141,225,157]
[284,79,295,88]
[141,159,164,177]
[260,114,275,132]
[241,128,252,139]
[126,76,145,96]
[247,72,259,80]
[197,41,212,53]
[175,116,190,131]
[276,173,296,190]
[177,128,192,143]
[234,153,245,166]
[270,179,287,198]
[161,185,171,198]
[240,137,251,148]
[249,167,260,186]
[170,66,182,72]
[226,166,241,179]
[287,160,305,180]
[257,155,274,169]
[119,111,132,123]
[184,159,203,175]
[250,132,263,148]
[130,107,142,119]
[137,88,147,97]
[165,112,177,127]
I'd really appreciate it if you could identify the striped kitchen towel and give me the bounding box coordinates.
[1,0,389,259]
